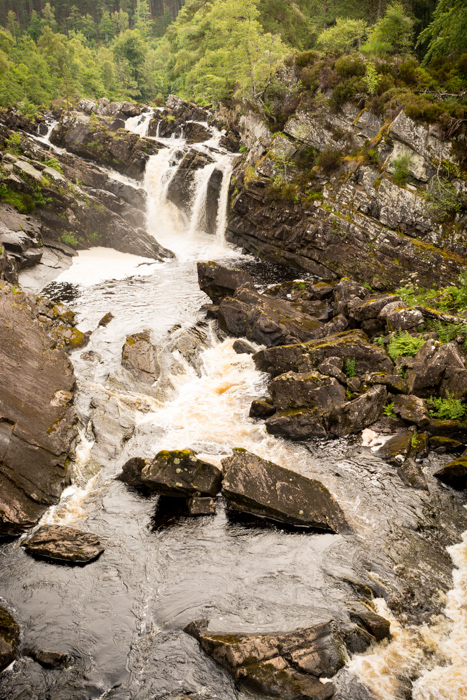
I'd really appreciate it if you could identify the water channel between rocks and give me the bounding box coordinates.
[0,117,466,700]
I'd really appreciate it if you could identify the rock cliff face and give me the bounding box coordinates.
[0,285,78,538]
[226,106,467,290]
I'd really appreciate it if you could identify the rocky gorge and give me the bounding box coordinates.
[0,87,466,700]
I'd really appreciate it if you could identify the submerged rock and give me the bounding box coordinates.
[221,448,347,532]
[22,525,104,564]
[0,606,19,673]
[141,449,222,497]
[187,496,216,516]
[24,648,70,669]
[121,331,160,384]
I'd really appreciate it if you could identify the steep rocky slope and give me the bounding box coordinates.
[225,104,467,289]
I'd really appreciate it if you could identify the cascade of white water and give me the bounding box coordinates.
[187,161,218,237]
[215,154,235,245]
[126,110,154,137]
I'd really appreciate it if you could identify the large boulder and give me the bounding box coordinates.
[254,330,393,377]
[391,394,430,427]
[219,285,325,347]
[140,449,222,497]
[269,371,346,411]
[407,340,467,399]
[0,606,19,673]
[166,151,215,214]
[433,457,467,490]
[22,525,104,565]
[328,386,388,437]
[0,286,78,538]
[221,448,347,532]
[197,261,254,304]
[121,331,160,385]
[185,619,346,699]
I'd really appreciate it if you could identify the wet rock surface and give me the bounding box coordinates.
[22,525,104,564]
[135,449,222,497]
[221,449,347,532]
[122,330,160,385]
[198,261,254,304]
[0,285,78,538]
[0,606,19,673]
[184,617,384,699]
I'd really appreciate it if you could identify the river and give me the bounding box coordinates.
[0,113,466,700]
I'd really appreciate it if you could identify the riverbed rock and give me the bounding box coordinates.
[347,294,401,322]
[121,331,160,384]
[254,330,393,378]
[187,496,216,516]
[391,394,430,427]
[219,284,327,347]
[250,397,276,417]
[22,525,104,564]
[376,431,413,463]
[0,286,78,538]
[349,610,390,641]
[185,618,346,698]
[265,409,328,439]
[233,339,256,355]
[221,448,347,532]
[24,648,70,669]
[117,457,151,487]
[363,372,408,394]
[329,386,388,437]
[397,458,428,491]
[141,449,222,497]
[433,457,467,490]
[269,371,346,411]
[197,261,255,303]
[0,606,19,673]
[167,151,215,215]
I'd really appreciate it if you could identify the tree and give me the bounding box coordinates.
[42,3,58,32]
[362,1,414,55]
[112,28,147,91]
[99,12,116,43]
[418,0,467,61]
[6,11,20,44]
[28,11,43,42]
[316,17,367,53]
[134,0,153,39]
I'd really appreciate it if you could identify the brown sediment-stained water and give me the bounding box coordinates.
[0,118,466,700]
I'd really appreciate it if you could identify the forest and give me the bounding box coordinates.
[0,0,465,110]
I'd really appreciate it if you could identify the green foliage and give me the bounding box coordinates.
[316,18,367,54]
[383,402,396,417]
[6,132,22,154]
[392,153,413,185]
[335,54,365,78]
[43,157,62,173]
[363,2,414,56]
[428,393,466,421]
[0,184,34,213]
[418,0,467,63]
[345,358,357,377]
[424,181,462,221]
[59,232,79,247]
[387,331,425,361]
[373,335,386,348]
[364,62,381,95]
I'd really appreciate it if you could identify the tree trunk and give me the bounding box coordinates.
[377,0,383,21]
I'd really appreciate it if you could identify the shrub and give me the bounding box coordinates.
[316,147,342,174]
[399,58,419,85]
[362,2,414,56]
[335,55,366,78]
[391,153,412,185]
[429,394,466,421]
[295,50,320,68]
[424,181,463,222]
[387,331,425,361]
[44,157,63,173]
[345,358,357,377]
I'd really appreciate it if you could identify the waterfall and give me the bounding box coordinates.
[126,110,154,137]
[187,161,218,237]
[215,154,235,244]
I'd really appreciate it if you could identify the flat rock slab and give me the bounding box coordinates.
[197,261,255,304]
[185,619,345,699]
[122,330,160,384]
[0,606,19,673]
[221,448,347,532]
[141,449,222,497]
[22,525,104,565]
[24,648,70,668]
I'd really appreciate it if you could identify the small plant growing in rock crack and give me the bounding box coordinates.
[391,153,413,186]
[428,394,466,421]
[372,335,386,348]
[397,366,408,378]
[364,62,382,96]
[387,331,425,361]
[345,358,357,377]
[383,402,396,417]
[345,388,352,400]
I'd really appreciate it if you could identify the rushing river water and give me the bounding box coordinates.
[1,116,466,700]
